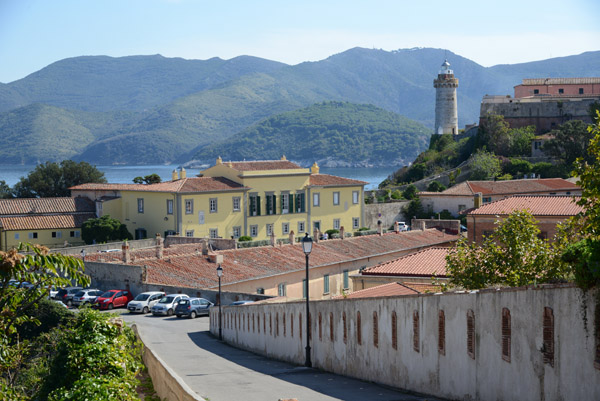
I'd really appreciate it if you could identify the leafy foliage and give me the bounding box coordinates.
[426,181,446,192]
[132,173,161,184]
[82,215,132,244]
[402,199,432,220]
[543,119,594,167]
[0,180,11,199]
[468,150,501,180]
[402,184,419,200]
[10,160,106,198]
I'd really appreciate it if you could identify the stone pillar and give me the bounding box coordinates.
[340,226,345,240]
[420,221,426,231]
[270,232,276,247]
[377,220,383,236]
[122,241,130,264]
[289,230,295,245]
[202,240,209,255]
[394,221,399,233]
[155,234,164,259]
[313,228,319,243]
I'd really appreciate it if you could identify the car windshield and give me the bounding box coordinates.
[100,291,116,298]
[159,296,175,304]
[134,293,150,301]
[74,291,85,297]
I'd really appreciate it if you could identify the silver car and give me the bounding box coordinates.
[151,294,189,316]
[127,291,166,314]
[72,289,104,307]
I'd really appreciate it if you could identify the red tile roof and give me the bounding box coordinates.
[227,160,303,171]
[0,197,94,215]
[332,281,442,299]
[0,213,95,230]
[86,229,459,289]
[468,195,583,216]
[362,247,450,277]
[437,178,579,196]
[70,177,246,193]
[309,174,367,187]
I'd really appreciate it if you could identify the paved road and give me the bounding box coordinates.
[115,310,445,401]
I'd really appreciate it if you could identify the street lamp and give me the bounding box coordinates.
[301,233,313,367]
[217,264,223,341]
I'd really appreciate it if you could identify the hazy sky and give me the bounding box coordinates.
[1,0,598,83]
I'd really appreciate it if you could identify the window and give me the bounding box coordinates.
[282,222,289,235]
[467,310,475,359]
[210,228,218,239]
[352,217,359,229]
[51,231,62,238]
[185,199,193,214]
[298,221,305,233]
[343,270,349,289]
[534,89,539,94]
[558,88,564,94]
[198,211,205,225]
[313,221,320,232]
[323,274,330,294]
[438,310,446,355]
[233,226,241,238]
[266,193,277,215]
[257,288,264,294]
[185,230,194,237]
[28,232,38,239]
[502,308,511,362]
[333,219,340,230]
[278,283,286,297]
[352,191,359,204]
[281,193,290,214]
[295,193,305,213]
[249,194,261,216]
[313,192,320,207]
[166,199,173,215]
[266,224,273,236]
[482,197,492,203]
[209,198,218,213]
[250,225,258,237]
[543,307,554,367]
[579,88,584,94]
[333,192,340,205]
[232,197,241,212]
[14,233,19,240]
[302,279,307,299]
[413,310,420,352]
[137,198,144,213]
[458,204,466,212]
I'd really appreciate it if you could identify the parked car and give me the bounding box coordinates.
[72,289,104,307]
[230,300,254,306]
[8,280,35,289]
[151,294,189,316]
[175,298,213,318]
[55,287,83,304]
[94,290,134,310]
[396,221,410,232]
[47,285,58,299]
[127,291,166,314]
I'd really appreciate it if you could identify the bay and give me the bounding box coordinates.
[0,164,393,190]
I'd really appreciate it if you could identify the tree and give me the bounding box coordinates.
[402,198,431,220]
[12,161,106,198]
[132,174,162,185]
[504,158,532,178]
[543,119,593,167]
[426,181,446,192]
[81,215,132,244]
[446,211,568,289]
[468,150,501,180]
[477,114,511,155]
[508,126,535,157]
[0,180,12,199]
[402,184,418,200]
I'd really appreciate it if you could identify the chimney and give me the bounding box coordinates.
[209,254,224,264]
[171,169,179,181]
[394,221,399,233]
[377,220,383,236]
[340,226,345,239]
[270,231,276,247]
[202,240,209,256]
[311,162,320,174]
[474,192,482,208]
[289,230,295,245]
[180,167,187,179]
[155,234,164,259]
[122,241,130,263]
[420,221,426,231]
[313,228,319,243]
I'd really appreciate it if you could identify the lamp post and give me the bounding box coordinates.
[217,264,223,341]
[302,233,313,367]
[81,249,86,262]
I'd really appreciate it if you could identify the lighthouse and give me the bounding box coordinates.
[433,60,459,135]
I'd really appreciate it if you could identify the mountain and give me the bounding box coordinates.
[0,48,599,165]
[190,101,431,167]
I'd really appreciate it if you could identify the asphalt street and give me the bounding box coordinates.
[114,309,445,401]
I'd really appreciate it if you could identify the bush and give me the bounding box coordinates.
[390,190,402,199]
[426,181,446,192]
[238,236,252,242]
[325,229,339,237]
[18,298,75,341]
[402,184,418,200]
[82,215,133,244]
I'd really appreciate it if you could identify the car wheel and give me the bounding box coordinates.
[107,303,113,310]
[143,306,149,314]
[167,308,173,316]
[190,311,197,319]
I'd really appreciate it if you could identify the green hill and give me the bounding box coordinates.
[190,101,431,167]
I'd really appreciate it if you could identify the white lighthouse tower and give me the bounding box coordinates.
[433,60,459,135]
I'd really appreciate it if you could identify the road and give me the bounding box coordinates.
[114,309,445,401]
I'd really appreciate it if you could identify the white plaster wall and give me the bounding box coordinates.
[419,195,474,217]
[211,285,600,401]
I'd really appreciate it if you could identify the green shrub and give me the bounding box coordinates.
[18,298,75,341]
[325,229,339,237]
[390,190,402,199]
[238,236,252,242]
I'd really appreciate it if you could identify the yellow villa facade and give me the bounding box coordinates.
[70,158,367,241]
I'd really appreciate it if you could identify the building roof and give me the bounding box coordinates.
[520,78,600,86]
[309,174,368,187]
[85,229,459,289]
[468,195,583,216]
[227,160,303,171]
[421,178,579,197]
[332,281,441,299]
[70,177,246,193]
[361,247,450,277]
[0,197,94,215]
[0,213,95,231]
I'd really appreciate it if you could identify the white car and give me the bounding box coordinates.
[151,294,189,316]
[128,291,166,314]
[397,221,410,232]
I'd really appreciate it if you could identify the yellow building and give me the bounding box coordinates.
[0,197,95,251]
[70,158,367,241]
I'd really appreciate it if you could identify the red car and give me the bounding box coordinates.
[94,289,134,310]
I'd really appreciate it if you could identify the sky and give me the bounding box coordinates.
[0,0,599,83]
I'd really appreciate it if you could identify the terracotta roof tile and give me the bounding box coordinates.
[362,247,450,277]
[437,178,579,196]
[309,174,368,187]
[227,160,302,171]
[0,213,95,230]
[70,177,246,193]
[0,197,94,215]
[468,195,583,216]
